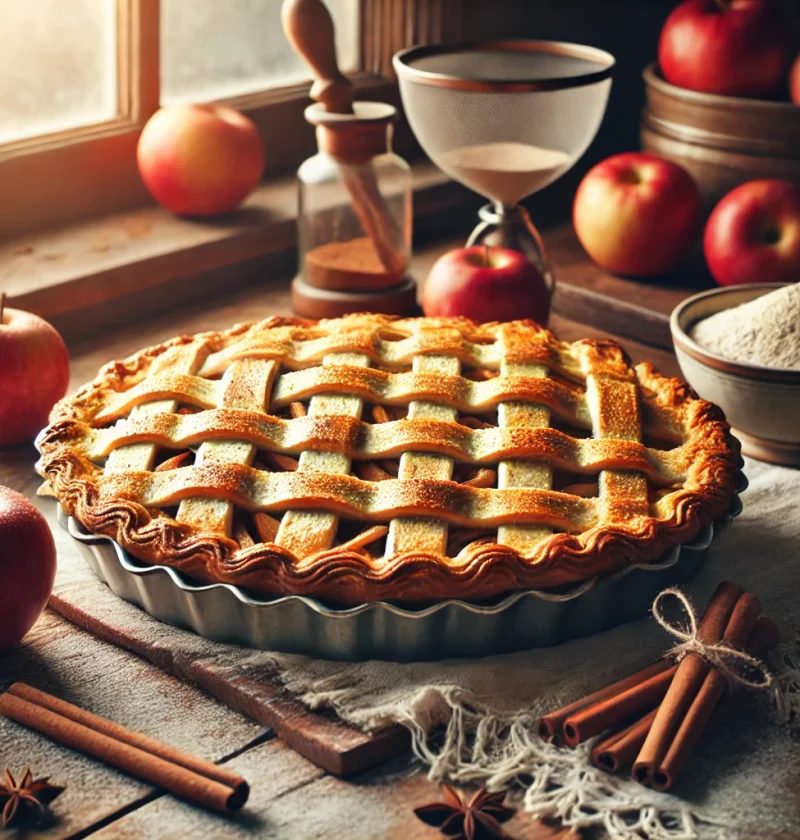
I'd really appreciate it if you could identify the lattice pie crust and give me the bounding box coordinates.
[38,314,739,605]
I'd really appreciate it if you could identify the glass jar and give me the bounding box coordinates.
[297,102,412,295]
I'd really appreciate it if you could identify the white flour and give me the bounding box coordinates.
[690,283,800,370]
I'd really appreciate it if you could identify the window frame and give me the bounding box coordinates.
[1,0,460,239]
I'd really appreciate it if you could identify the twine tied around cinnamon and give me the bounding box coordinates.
[653,588,773,693]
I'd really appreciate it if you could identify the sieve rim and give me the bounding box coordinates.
[393,40,615,92]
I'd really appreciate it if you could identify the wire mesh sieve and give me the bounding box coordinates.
[394,41,614,207]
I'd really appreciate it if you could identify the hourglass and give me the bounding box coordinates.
[394,41,615,293]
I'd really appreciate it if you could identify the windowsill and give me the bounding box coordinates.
[2,161,472,341]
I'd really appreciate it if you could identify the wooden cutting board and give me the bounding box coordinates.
[46,562,410,778]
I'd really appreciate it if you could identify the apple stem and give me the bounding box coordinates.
[0,292,5,324]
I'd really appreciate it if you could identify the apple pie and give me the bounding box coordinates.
[38,314,739,605]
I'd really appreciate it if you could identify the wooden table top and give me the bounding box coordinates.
[0,238,682,839]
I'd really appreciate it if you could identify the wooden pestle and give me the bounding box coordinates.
[282,0,404,276]
[282,0,352,114]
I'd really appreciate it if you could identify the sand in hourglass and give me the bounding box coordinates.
[440,142,572,207]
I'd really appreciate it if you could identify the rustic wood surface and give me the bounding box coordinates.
[544,224,712,350]
[1,164,459,342]
[6,183,712,352]
[0,240,686,838]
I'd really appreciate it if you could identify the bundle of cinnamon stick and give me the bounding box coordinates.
[538,581,778,791]
[0,683,249,812]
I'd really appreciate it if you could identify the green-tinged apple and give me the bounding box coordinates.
[422,246,551,325]
[573,152,702,278]
[790,54,800,105]
[704,180,800,286]
[659,0,789,98]
[0,487,57,651]
[0,295,69,447]
[137,104,264,216]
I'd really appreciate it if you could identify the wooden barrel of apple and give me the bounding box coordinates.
[641,62,800,210]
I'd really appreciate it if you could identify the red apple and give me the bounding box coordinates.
[0,297,70,447]
[658,0,790,98]
[704,179,800,286]
[573,152,702,277]
[422,246,551,325]
[0,487,57,651]
[137,104,264,216]
[790,54,800,105]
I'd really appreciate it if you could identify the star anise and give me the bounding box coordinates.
[0,768,65,828]
[414,783,515,839]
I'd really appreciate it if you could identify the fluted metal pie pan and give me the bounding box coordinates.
[58,473,744,662]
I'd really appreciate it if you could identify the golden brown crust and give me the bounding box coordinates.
[38,314,740,605]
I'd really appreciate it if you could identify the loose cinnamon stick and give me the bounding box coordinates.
[592,615,779,774]
[563,665,677,747]
[742,614,781,654]
[592,709,659,773]
[652,593,763,791]
[632,581,747,785]
[0,684,248,812]
[538,660,671,742]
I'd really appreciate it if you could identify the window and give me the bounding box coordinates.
[161,0,360,104]
[0,0,460,239]
[1,0,118,145]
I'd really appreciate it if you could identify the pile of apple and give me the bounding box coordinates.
[0,296,63,651]
[659,0,795,101]
[575,0,800,288]
[574,156,800,287]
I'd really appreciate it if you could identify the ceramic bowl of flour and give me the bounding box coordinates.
[671,283,800,467]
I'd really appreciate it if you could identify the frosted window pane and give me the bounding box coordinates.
[0,0,117,145]
[161,0,360,104]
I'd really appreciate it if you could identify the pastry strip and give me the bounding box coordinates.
[105,344,208,473]
[497,356,554,554]
[176,360,278,536]
[275,353,371,557]
[386,353,461,556]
